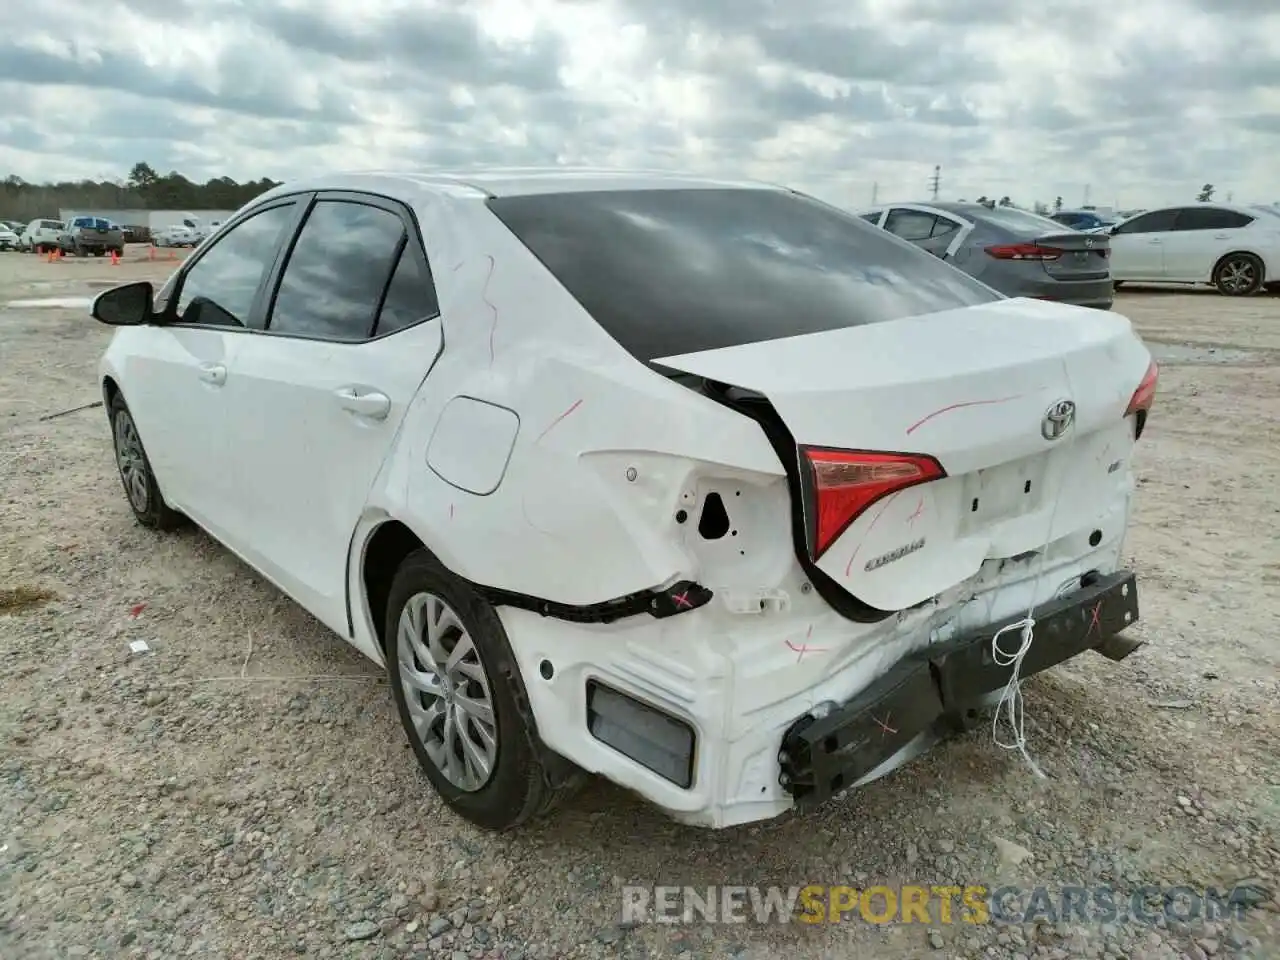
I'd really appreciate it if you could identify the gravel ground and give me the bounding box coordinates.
[1,249,1277,960]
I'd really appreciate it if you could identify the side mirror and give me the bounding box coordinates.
[92,281,155,326]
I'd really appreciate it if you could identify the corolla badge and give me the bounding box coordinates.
[864,537,926,572]
[1041,399,1076,441]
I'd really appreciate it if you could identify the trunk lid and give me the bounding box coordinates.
[1033,231,1110,281]
[654,298,1150,611]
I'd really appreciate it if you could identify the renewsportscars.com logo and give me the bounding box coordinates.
[620,884,1259,926]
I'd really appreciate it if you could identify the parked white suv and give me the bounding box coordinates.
[91,170,1156,830]
[20,218,65,253]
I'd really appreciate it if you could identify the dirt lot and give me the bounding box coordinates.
[1,247,1277,960]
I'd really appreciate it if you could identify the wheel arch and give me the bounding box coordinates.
[358,518,433,657]
[1211,248,1266,283]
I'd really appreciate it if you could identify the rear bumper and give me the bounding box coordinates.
[779,570,1140,808]
[1021,276,1115,310]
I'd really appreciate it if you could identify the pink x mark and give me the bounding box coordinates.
[785,625,827,663]
[873,712,898,737]
[671,591,693,609]
[1086,600,1103,638]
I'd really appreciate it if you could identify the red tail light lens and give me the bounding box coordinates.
[1125,359,1158,416]
[801,449,946,560]
[985,243,1062,261]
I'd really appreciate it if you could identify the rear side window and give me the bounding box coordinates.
[1174,207,1254,231]
[884,209,940,242]
[374,245,439,336]
[266,200,406,341]
[487,188,1000,361]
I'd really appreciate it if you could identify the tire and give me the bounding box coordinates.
[384,549,582,830]
[107,393,187,531]
[1113,280,1124,291]
[1213,253,1264,296]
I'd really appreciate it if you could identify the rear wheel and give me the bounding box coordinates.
[107,394,187,530]
[1213,253,1263,296]
[385,549,581,830]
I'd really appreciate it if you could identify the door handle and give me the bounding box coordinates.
[198,363,226,385]
[335,387,391,420]
[1213,233,1230,239]
[1147,238,1161,244]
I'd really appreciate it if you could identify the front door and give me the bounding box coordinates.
[1109,208,1178,280]
[126,199,304,541]
[220,193,444,636]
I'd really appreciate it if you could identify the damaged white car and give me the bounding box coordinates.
[93,171,1157,830]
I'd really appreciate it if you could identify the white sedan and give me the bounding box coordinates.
[1107,202,1280,295]
[92,170,1156,830]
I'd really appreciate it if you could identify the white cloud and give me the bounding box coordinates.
[1,0,1278,208]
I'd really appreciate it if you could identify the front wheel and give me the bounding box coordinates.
[1214,253,1264,296]
[107,394,187,530]
[385,550,581,830]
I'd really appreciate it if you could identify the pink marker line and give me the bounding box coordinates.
[905,396,1021,435]
[535,399,583,443]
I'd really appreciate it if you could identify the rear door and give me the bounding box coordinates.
[1162,207,1255,281]
[1109,208,1179,280]
[219,192,443,636]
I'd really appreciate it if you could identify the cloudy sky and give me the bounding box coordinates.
[1,0,1277,210]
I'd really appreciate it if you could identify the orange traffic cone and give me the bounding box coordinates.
[110,249,120,266]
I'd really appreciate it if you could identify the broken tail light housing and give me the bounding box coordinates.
[1125,359,1158,440]
[800,448,946,561]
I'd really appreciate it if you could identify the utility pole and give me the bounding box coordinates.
[929,165,941,201]
[1082,183,1091,207]
[871,182,878,205]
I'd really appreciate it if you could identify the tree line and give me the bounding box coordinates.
[0,162,281,224]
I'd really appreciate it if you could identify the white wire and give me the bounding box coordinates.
[989,360,1083,780]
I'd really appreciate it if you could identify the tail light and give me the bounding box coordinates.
[800,448,946,560]
[985,243,1062,261]
[1125,359,1158,440]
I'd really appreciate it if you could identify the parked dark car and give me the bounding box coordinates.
[858,201,1114,310]
[58,216,126,257]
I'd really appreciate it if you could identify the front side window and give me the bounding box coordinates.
[488,187,1001,362]
[1114,209,1178,234]
[266,200,406,341]
[174,203,298,329]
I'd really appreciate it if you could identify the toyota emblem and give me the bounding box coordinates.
[1084,238,1094,248]
[1042,400,1076,441]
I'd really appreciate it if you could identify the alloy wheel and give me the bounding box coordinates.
[113,410,149,513]
[396,592,498,792]
[1220,257,1256,295]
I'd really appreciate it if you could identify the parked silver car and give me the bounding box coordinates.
[858,202,1114,310]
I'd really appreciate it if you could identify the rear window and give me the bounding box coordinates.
[972,206,1077,236]
[487,188,1000,361]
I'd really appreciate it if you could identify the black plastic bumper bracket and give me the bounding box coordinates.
[780,570,1140,808]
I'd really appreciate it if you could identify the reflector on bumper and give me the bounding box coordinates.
[586,680,696,788]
